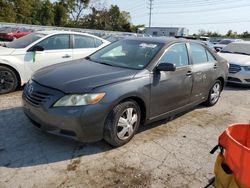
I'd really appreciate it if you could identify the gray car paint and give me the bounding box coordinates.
[23,38,228,142]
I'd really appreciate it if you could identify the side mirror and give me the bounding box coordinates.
[156,63,176,72]
[28,45,44,52]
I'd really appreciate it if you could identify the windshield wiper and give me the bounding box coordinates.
[99,62,114,67]
[88,57,114,67]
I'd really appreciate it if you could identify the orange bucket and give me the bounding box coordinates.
[219,123,250,187]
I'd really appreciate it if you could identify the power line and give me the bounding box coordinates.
[154,3,250,14]
[154,19,250,26]
[154,0,247,8]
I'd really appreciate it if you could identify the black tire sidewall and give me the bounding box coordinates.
[0,66,18,94]
[104,100,141,147]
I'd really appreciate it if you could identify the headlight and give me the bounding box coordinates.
[53,93,105,107]
[243,66,250,71]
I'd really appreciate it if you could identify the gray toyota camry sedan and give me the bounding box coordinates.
[22,38,228,146]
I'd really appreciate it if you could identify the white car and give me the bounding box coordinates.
[214,39,242,52]
[0,31,110,94]
[218,41,250,86]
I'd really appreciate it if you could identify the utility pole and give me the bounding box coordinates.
[148,0,153,28]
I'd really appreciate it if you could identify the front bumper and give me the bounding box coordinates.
[22,81,109,142]
[227,71,250,86]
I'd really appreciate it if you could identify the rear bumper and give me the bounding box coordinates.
[0,35,14,41]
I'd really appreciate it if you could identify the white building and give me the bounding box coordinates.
[144,27,189,37]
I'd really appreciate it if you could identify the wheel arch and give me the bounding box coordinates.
[217,76,225,90]
[117,96,147,125]
[0,63,21,88]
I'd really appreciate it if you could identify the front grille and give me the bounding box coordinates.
[24,82,52,106]
[229,64,241,74]
[228,77,242,83]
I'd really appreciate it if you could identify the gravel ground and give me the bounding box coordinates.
[0,86,250,188]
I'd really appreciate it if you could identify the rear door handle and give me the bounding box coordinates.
[186,71,192,76]
[62,54,71,58]
[214,64,219,69]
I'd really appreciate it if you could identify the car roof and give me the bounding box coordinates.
[36,30,100,37]
[123,37,201,45]
[231,41,250,45]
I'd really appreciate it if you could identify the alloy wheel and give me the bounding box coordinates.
[117,107,138,140]
[210,82,221,104]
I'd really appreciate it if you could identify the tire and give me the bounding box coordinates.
[204,80,222,107]
[104,100,141,147]
[0,66,18,94]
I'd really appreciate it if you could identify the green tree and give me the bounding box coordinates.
[39,0,54,26]
[226,30,238,38]
[82,5,132,32]
[0,0,16,22]
[12,0,35,23]
[54,1,68,26]
[240,31,250,38]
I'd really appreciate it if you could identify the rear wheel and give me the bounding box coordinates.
[205,80,222,106]
[104,100,141,147]
[0,66,18,94]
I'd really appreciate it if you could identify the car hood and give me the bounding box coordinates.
[0,46,15,55]
[218,53,250,66]
[33,59,139,93]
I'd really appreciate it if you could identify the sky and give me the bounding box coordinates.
[97,0,250,35]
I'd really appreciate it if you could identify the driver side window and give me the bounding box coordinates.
[159,43,189,68]
[36,34,70,50]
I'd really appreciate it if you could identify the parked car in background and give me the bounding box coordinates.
[0,27,33,41]
[23,38,228,146]
[201,40,215,51]
[218,41,250,86]
[214,39,243,52]
[210,38,222,45]
[104,35,127,43]
[199,36,210,41]
[0,31,110,94]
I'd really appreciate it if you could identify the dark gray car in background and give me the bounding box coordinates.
[22,38,228,146]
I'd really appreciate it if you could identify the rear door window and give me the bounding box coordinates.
[190,43,209,64]
[74,35,95,48]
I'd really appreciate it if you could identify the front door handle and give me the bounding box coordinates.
[186,71,192,76]
[62,54,71,58]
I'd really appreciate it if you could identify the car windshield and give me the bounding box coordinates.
[219,40,233,45]
[221,43,250,55]
[89,39,163,70]
[6,33,46,49]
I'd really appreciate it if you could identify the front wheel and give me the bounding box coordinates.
[104,100,141,147]
[205,80,222,106]
[0,66,18,94]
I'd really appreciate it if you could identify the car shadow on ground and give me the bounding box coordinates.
[0,107,115,168]
[0,104,201,169]
[224,84,250,91]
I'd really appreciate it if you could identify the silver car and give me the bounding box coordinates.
[214,39,242,52]
[218,41,250,86]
